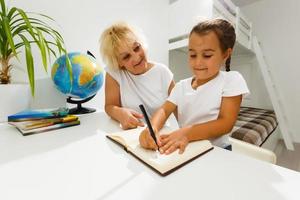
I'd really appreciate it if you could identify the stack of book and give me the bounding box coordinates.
[8,108,80,136]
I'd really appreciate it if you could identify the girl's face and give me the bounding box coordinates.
[188,31,231,85]
[117,41,148,75]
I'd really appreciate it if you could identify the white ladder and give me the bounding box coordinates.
[252,36,294,150]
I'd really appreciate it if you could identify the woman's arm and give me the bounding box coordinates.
[160,95,242,154]
[104,73,121,117]
[105,73,144,129]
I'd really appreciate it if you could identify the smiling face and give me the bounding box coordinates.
[188,31,231,86]
[117,41,149,75]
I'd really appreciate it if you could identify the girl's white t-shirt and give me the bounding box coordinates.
[105,62,173,117]
[167,71,250,147]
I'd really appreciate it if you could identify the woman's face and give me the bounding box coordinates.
[117,41,148,75]
[188,31,231,84]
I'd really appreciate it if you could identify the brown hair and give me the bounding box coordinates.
[190,18,236,71]
[99,22,147,70]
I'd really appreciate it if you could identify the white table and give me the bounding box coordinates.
[0,112,300,200]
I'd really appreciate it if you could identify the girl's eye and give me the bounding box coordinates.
[189,54,196,58]
[203,54,212,58]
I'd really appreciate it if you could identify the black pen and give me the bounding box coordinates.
[139,104,159,150]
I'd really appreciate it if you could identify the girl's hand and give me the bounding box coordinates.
[160,130,189,155]
[139,128,161,151]
[119,108,144,130]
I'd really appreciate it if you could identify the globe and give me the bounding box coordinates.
[51,52,104,99]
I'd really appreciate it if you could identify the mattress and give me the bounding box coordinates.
[230,107,278,146]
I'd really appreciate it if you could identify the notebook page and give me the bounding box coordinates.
[129,140,212,174]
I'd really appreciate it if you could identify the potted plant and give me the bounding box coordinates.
[0,0,71,96]
[0,0,71,121]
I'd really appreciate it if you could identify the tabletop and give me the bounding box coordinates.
[0,111,299,200]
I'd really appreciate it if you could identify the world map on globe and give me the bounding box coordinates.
[51,52,104,99]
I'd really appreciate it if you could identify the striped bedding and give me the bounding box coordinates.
[230,107,278,146]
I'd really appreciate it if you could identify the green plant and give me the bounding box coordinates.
[0,0,71,95]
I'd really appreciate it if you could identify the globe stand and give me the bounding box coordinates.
[67,94,96,114]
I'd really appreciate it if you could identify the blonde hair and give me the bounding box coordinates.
[99,22,147,70]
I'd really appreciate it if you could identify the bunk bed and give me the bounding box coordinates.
[169,0,252,52]
[168,0,280,151]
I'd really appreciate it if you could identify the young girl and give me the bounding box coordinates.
[99,22,175,130]
[139,18,249,154]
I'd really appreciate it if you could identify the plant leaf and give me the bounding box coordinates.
[44,39,52,64]
[2,16,18,58]
[19,34,35,96]
[36,29,47,71]
[55,37,63,55]
[7,7,17,19]
[15,8,37,41]
[28,12,56,22]
[0,0,6,16]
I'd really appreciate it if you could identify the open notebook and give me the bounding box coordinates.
[106,127,213,176]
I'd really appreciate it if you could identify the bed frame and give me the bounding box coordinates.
[169,0,252,52]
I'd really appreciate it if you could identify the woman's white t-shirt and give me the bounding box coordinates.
[167,71,250,147]
[105,62,173,117]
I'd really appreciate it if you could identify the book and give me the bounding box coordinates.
[7,107,69,122]
[106,127,214,176]
[9,116,80,136]
[8,115,78,130]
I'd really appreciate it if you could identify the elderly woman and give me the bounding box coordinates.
[99,22,175,130]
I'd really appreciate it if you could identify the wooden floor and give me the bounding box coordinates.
[275,140,300,172]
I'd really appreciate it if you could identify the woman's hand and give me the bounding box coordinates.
[119,108,144,130]
[139,127,161,151]
[159,130,189,155]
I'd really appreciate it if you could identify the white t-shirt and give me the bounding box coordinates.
[105,62,173,117]
[167,71,250,147]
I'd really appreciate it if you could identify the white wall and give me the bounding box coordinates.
[169,49,191,82]
[10,0,169,110]
[241,0,300,142]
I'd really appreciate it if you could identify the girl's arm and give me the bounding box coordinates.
[168,80,178,119]
[160,95,242,154]
[139,101,177,150]
[168,80,175,95]
[105,73,144,129]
